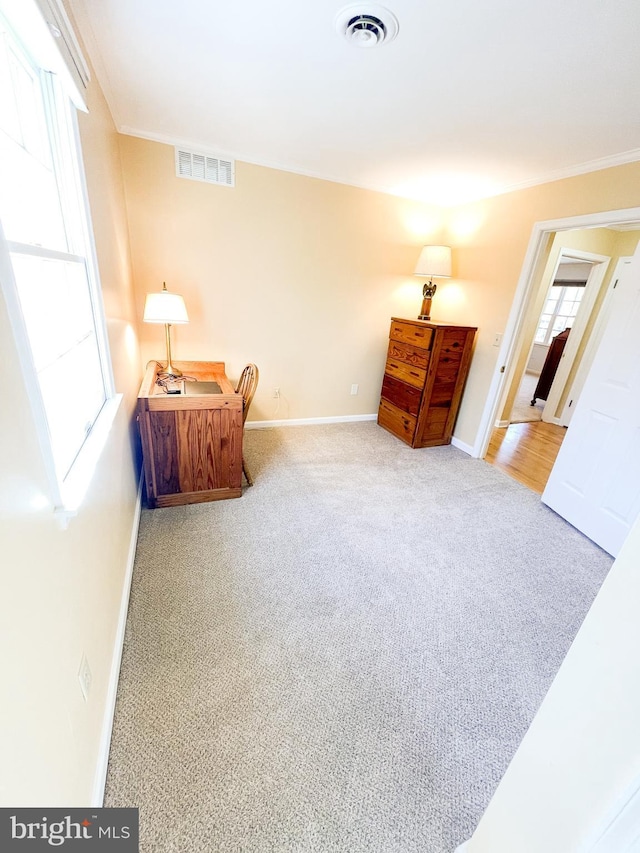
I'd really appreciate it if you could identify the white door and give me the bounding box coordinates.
[542,243,640,557]
[559,257,633,428]
[585,773,640,853]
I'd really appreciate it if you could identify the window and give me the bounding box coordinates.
[0,12,116,518]
[534,283,586,346]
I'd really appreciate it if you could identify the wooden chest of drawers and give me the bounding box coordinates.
[377,317,477,448]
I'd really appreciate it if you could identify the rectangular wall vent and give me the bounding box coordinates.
[175,148,235,187]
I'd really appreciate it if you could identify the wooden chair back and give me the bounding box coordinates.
[235,363,259,424]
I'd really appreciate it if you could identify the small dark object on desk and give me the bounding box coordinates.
[159,377,184,394]
[155,377,222,395]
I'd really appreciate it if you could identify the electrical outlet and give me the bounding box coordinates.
[350,384,359,395]
[78,654,92,702]
[493,332,503,347]
[273,388,280,399]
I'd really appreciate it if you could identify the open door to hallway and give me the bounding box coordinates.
[542,242,640,557]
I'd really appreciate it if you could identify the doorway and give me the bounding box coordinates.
[496,236,614,434]
[475,208,640,496]
[507,253,598,427]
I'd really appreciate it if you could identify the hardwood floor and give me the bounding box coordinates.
[485,421,567,494]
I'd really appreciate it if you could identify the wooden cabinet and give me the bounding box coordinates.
[137,361,243,507]
[377,318,477,448]
[532,327,570,405]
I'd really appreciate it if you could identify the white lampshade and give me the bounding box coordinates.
[414,245,452,278]
[143,288,189,324]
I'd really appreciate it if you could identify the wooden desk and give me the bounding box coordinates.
[137,360,243,507]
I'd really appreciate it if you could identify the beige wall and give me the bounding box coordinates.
[119,135,446,422]
[0,17,140,805]
[445,164,640,447]
[121,139,640,448]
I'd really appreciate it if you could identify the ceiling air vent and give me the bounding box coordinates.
[335,4,399,48]
[175,148,235,187]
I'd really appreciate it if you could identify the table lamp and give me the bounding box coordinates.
[414,245,452,320]
[143,282,189,377]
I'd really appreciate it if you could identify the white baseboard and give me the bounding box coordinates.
[91,473,143,806]
[245,414,377,429]
[495,419,510,428]
[451,436,475,456]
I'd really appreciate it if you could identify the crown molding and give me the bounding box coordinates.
[117,125,640,208]
[117,125,408,202]
[493,148,640,200]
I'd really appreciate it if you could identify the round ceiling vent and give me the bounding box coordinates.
[335,4,399,48]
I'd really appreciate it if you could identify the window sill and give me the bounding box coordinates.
[54,394,123,529]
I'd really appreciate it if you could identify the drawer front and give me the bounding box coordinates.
[430,360,460,406]
[390,320,433,350]
[378,399,416,444]
[384,358,427,389]
[176,408,243,493]
[439,329,469,359]
[418,406,450,446]
[429,328,473,407]
[381,374,423,417]
[387,339,430,371]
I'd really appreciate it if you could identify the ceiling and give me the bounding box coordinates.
[68,0,640,206]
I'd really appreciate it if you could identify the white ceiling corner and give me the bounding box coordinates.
[67,0,640,206]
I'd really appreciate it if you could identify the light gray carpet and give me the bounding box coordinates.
[105,422,612,852]
[510,372,543,424]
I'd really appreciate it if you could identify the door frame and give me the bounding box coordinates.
[473,206,640,459]
[541,249,610,425]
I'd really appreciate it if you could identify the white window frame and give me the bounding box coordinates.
[0,11,120,526]
[534,282,586,346]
